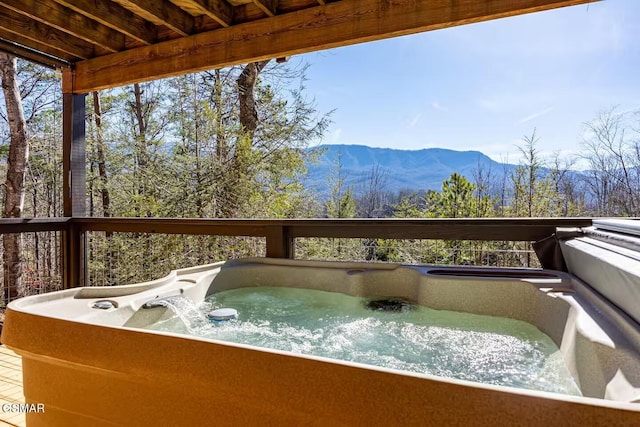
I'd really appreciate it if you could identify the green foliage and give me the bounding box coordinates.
[4,54,639,290]
[83,62,330,279]
[0,144,8,160]
[427,173,479,218]
[325,189,357,219]
[507,129,571,218]
[392,195,422,218]
[324,152,357,219]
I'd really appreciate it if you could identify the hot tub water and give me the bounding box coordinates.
[145,287,582,397]
[147,295,209,334]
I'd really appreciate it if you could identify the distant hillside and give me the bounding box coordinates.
[303,144,518,196]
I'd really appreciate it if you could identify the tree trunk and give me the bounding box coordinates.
[213,69,227,161]
[0,52,29,303]
[133,83,147,217]
[191,76,204,218]
[93,92,111,218]
[132,83,152,276]
[211,69,227,218]
[221,60,270,217]
[92,91,114,284]
[237,61,270,140]
[31,169,40,289]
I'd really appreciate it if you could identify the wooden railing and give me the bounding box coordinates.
[0,217,593,289]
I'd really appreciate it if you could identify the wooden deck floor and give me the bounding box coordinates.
[0,346,25,427]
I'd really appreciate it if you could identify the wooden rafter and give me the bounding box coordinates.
[0,0,125,53]
[53,0,157,45]
[72,0,598,93]
[120,0,194,36]
[0,5,95,59]
[0,28,78,62]
[180,0,233,28]
[0,38,71,68]
[252,0,277,17]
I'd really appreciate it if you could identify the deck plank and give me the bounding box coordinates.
[0,346,25,427]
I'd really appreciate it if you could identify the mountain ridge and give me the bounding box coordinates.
[303,144,518,195]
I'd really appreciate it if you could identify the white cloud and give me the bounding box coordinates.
[408,113,422,128]
[431,101,448,112]
[518,106,554,124]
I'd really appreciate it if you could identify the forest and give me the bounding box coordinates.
[1,56,639,304]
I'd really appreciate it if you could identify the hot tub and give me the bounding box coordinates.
[2,257,640,426]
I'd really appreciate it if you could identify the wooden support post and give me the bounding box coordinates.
[265,225,294,259]
[62,68,87,288]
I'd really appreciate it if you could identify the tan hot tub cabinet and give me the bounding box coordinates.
[3,257,640,426]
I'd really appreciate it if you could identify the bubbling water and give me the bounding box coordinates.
[145,287,582,396]
[149,295,209,334]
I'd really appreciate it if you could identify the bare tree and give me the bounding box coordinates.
[356,162,389,218]
[497,154,511,217]
[580,108,640,216]
[0,52,28,303]
[548,152,584,216]
[325,151,356,219]
[471,159,497,217]
[517,129,543,217]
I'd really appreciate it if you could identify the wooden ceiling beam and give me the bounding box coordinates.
[73,0,599,93]
[0,5,94,59]
[0,29,80,65]
[121,0,194,36]
[252,0,277,17]
[53,0,156,45]
[0,37,72,68]
[0,0,125,53]
[181,0,233,28]
[0,28,78,62]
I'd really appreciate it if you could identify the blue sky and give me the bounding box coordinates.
[300,0,639,164]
